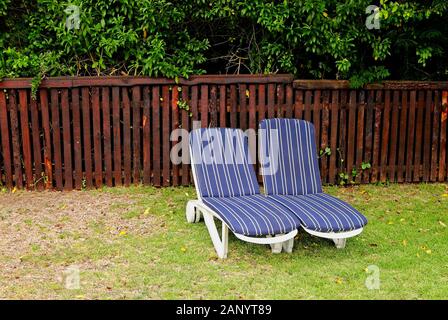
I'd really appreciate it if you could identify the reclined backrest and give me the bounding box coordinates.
[189,128,259,198]
[259,118,322,196]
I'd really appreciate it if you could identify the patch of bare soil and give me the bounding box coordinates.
[0,190,162,299]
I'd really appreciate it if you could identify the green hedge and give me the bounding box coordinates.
[1,0,447,86]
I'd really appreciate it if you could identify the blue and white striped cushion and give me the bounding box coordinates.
[190,127,301,236]
[190,128,259,198]
[260,118,367,232]
[202,195,301,236]
[260,118,322,196]
[269,193,367,232]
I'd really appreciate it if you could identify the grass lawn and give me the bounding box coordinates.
[0,183,447,299]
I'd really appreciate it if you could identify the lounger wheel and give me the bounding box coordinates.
[186,200,201,223]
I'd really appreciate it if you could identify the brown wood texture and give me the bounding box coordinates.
[1,76,448,189]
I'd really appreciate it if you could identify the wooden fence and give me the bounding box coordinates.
[0,75,447,190]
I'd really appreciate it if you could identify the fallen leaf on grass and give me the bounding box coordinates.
[420,246,432,255]
[335,277,344,284]
[118,230,127,236]
[402,240,408,246]
[439,221,446,228]
[181,247,187,252]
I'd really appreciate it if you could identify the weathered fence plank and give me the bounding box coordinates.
[431,91,440,181]
[19,90,33,189]
[355,91,365,184]
[413,91,424,182]
[132,86,141,185]
[102,87,113,187]
[181,86,190,186]
[439,91,447,182]
[122,87,132,186]
[347,90,356,182]
[152,86,161,187]
[112,87,122,186]
[371,90,382,183]
[162,85,170,187]
[51,89,63,190]
[92,87,102,188]
[172,86,180,187]
[380,90,391,182]
[72,88,82,190]
[397,91,408,183]
[320,90,330,183]
[142,86,151,185]
[82,88,93,188]
[61,89,73,190]
[389,91,400,182]
[0,91,12,188]
[405,90,416,182]
[40,90,53,189]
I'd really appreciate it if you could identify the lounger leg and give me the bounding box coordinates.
[282,238,294,253]
[222,224,229,259]
[203,211,229,259]
[267,235,283,254]
[333,238,346,249]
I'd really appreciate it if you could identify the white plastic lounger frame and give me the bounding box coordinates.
[303,227,363,249]
[186,148,297,259]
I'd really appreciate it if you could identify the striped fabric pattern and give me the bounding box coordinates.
[269,193,367,232]
[190,128,259,198]
[260,118,367,232]
[190,127,301,236]
[260,118,322,196]
[202,195,301,236]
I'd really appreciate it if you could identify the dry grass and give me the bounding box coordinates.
[0,184,447,299]
[0,190,164,299]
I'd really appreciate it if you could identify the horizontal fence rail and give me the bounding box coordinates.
[0,76,447,190]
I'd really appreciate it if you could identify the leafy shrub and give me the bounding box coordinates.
[0,0,447,86]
